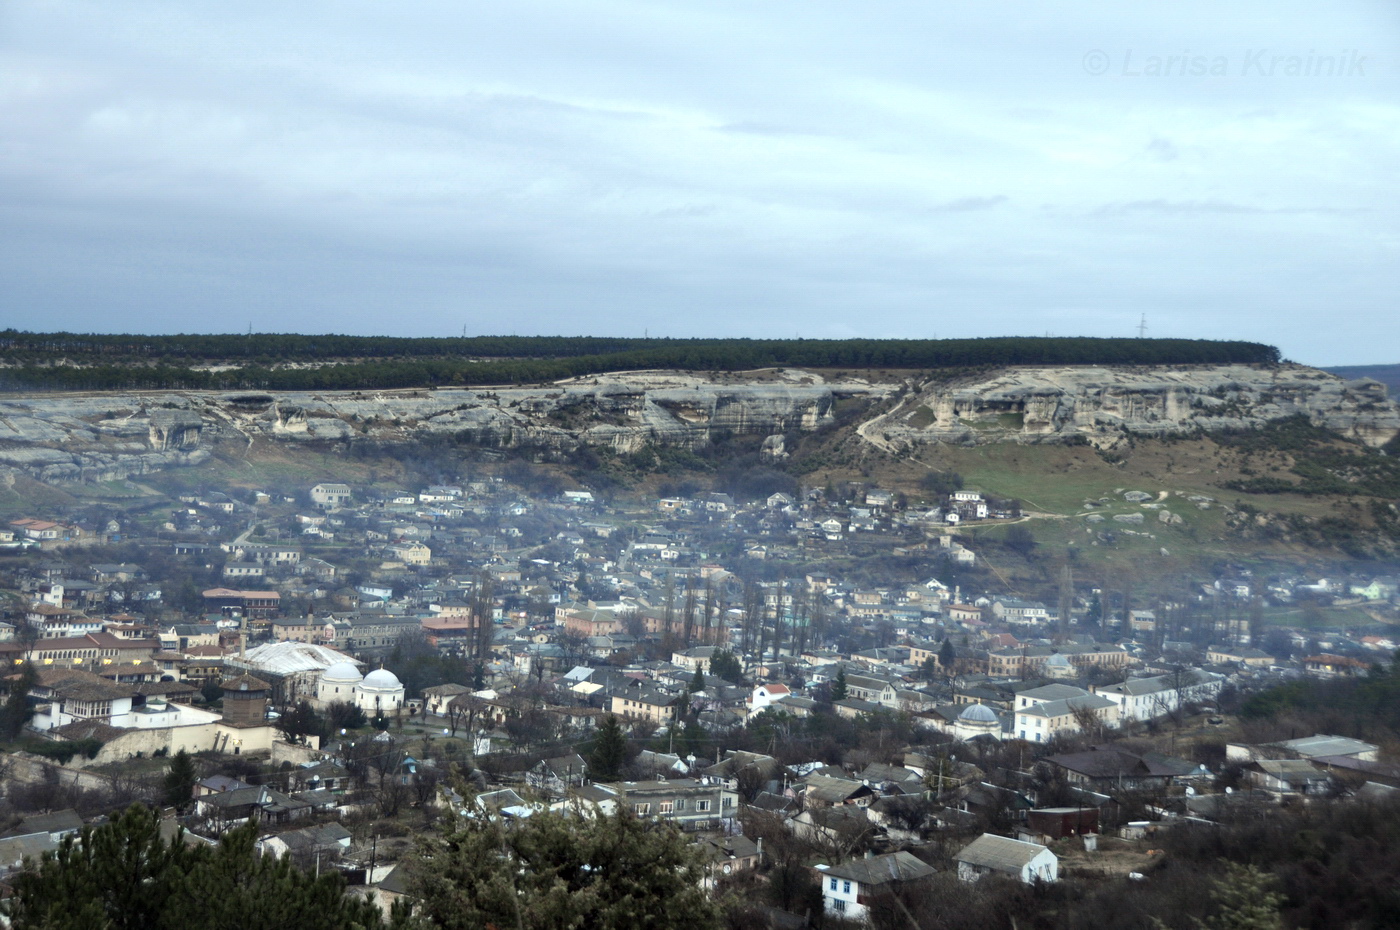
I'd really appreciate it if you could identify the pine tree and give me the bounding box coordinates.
[831,668,848,701]
[0,662,37,740]
[1202,862,1284,930]
[939,637,956,673]
[709,650,742,683]
[4,804,388,930]
[689,667,706,693]
[590,714,628,781]
[407,807,721,930]
[162,749,198,811]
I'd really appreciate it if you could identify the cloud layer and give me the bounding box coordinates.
[2,1,1397,363]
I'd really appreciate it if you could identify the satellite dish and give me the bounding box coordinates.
[1185,787,1195,796]
[1225,787,1233,795]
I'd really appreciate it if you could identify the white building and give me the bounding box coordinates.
[955,834,1057,884]
[949,702,1003,741]
[747,683,792,719]
[1093,669,1224,723]
[309,483,352,510]
[316,662,405,716]
[816,851,936,921]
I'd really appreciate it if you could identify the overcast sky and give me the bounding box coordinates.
[2,2,1397,364]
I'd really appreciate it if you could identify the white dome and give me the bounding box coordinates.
[958,703,998,724]
[322,661,363,684]
[361,668,403,692]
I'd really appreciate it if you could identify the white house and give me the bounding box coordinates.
[1093,669,1224,723]
[748,683,792,719]
[816,851,936,921]
[955,834,1057,884]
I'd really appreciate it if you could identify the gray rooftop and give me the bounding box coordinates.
[955,834,1052,871]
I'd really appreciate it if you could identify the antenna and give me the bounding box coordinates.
[1136,314,1148,339]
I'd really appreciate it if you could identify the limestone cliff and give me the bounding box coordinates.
[0,372,883,484]
[872,364,1400,450]
[0,363,1394,485]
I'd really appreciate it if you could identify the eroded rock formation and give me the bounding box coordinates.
[875,364,1399,450]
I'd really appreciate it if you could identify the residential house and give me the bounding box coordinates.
[526,754,590,795]
[608,779,738,832]
[609,687,681,727]
[815,851,936,921]
[955,834,1057,884]
[1245,759,1334,797]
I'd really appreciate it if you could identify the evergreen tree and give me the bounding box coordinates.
[0,663,36,740]
[408,807,721,930]
[4,804,395,930]
[939,637,956,673]
[277,700,324,744]
[708,649,742,683]
[162,749,198,812]
[831,668,848,701]
[326,700,368,733]
[689,667,706,693]
[1201,862,1284,930]
[589,714,628,781]
[199,679,223,706]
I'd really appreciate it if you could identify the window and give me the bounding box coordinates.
[829,878,838,891]
[659,801,673,814]
[833,900,846,913]
[843,881,851,895]
[696,800,711,812]
[634,803,650,815]
[674,799,686,811]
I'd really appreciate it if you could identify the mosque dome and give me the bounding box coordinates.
[361,668,404,692]
[322,661,363,684]
[958,703,998,724]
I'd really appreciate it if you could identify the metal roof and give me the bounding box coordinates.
[956,834,1052,871]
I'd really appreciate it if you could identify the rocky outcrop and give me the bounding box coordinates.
[876,364,1400,449]
[2,362,1394,486]
[0,373,885,484]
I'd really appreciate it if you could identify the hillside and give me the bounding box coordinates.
[1,359,1397,569]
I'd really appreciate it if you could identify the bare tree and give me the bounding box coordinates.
[445,693,486,738]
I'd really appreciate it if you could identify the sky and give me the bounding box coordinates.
[2,2,1398,365]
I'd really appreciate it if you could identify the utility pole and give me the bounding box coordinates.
[1136,314,1148,338]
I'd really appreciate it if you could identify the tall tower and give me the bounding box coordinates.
[220,673,271,726]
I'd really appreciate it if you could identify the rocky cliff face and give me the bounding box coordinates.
[873,364,1400,450]
[1,364,1394,485]
[0,372,883,484]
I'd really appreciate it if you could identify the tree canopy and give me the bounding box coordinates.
[406,806,721,930]
[0,333,1281,393]
[589,714,629,781]
[5,804,400,930]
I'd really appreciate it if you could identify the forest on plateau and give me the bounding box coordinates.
[0,333,1280,392]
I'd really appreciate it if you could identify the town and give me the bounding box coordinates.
[0,469,1396,927]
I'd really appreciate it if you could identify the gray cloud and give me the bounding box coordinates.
[0,0,1397,364]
